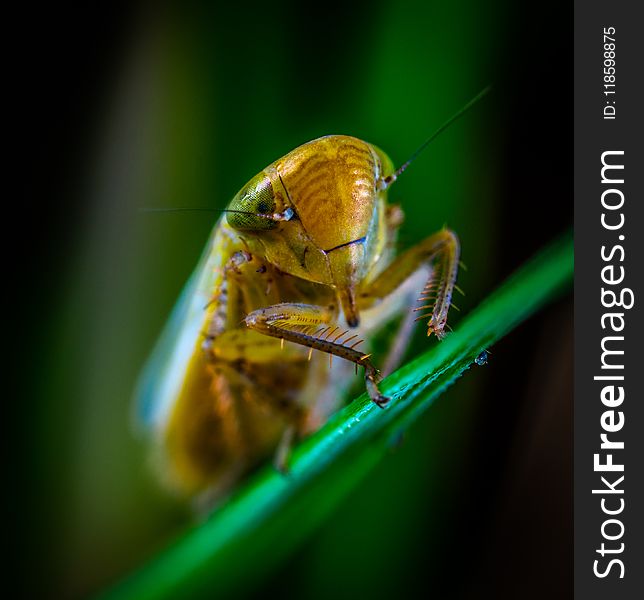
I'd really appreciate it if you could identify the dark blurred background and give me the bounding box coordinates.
[16,1,572,598]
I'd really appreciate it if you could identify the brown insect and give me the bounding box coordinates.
[136,90,486,501]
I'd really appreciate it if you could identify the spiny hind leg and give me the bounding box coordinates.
[359,228,460,339]
[244,302,390,407]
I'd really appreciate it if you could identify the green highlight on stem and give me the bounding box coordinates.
[102,231,573,600]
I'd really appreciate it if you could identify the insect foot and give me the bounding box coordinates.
[365,367,390,408]
[426,311,450,340]
[244,313,259,327]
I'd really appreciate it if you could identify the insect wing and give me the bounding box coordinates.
[133,221,228,435]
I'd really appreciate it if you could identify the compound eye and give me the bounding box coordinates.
[226,174,277,231]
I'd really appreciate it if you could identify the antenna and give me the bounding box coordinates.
[382,85,491,188]
[139,207,222,214]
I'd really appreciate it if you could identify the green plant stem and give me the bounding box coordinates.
[102,232,573,600]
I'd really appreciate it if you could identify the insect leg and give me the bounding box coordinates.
[274,425,296,474]
[359,228,460,339]
[205,249,283,341]
[207,328,307,363]
[380,302,420,377]
[244,303,390,406]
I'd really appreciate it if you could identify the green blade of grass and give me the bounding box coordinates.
[103,232,573,600]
